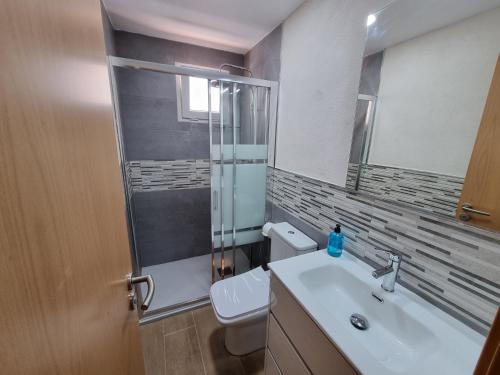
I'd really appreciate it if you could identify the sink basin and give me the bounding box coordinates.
[299,264,438,372]
[269,250,485,375]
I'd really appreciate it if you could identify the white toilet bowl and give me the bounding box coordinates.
[209,222,318,356]
[209,266,270,356]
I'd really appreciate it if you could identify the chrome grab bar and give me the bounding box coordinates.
[127,274,155,310]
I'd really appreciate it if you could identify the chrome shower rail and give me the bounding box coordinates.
[109,56,273,88]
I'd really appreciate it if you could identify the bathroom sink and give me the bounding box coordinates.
[299,264,438,372]
[269,250,485,375]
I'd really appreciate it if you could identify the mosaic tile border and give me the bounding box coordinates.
[269,167,500,335]
[126,160,210,193]
[347,163,464,217]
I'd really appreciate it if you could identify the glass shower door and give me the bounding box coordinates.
[108,56,278,319]
[210,80,271,281]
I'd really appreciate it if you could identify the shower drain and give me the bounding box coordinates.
[350,313,369,331]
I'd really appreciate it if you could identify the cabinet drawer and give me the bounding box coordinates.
[265,349,282,375]
[268,313,310,375]
[270,274,358,375]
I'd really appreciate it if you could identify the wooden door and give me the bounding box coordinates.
[457,56,500,231]
[0,0,145,374]
[475,308,500,375]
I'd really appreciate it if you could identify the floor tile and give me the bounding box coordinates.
[193,306,246,375]
[142,306,267,375]
[240,349,265,375]
[164,327,205,375]
[140,320,165,375]
[162,311,194,335]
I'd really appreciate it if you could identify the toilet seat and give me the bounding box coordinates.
[210,267,270,325]
[209,222,316,355]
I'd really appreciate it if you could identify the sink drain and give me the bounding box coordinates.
[350,313,369,330]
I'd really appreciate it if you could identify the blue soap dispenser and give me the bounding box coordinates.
[327,224,344,257]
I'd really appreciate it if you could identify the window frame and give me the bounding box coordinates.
[175,62,227,123]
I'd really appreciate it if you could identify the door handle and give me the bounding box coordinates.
[127,274,155,310]
[459,203,491,221]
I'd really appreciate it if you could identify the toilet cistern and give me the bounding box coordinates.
[371,250,401,292]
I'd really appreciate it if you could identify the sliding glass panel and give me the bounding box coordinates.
[112,66,214,316]
[210,81,271,279]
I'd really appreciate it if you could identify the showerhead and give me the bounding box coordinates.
[218,63,253,77]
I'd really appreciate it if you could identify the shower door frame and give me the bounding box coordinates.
[209,81,275,282]
[107,56,279,322]
[352,94,377,190]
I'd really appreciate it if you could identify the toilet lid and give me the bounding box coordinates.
[210,267,270,320]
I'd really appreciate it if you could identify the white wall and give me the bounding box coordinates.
[369,7,500,177]
[275,0,390,186]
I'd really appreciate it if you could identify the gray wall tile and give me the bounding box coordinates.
[358,51,383,96]
[133,189,211,266]
[118,92,210,161]
[244,25,282,81]
[100,4,116,56]
[114,31,244,162]
[347,164,464,217]
[114,31,244,69]
[112,31,244,267]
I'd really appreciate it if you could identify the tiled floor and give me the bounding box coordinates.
[140,305,265,375]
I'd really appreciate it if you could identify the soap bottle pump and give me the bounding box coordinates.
[327,224,344,257]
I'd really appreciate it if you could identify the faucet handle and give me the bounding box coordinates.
[377,250,401,263]
[388,252,401,262]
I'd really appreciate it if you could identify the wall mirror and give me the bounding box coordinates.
[348,0,500,230]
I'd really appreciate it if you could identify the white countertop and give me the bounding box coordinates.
[269,249,486,375]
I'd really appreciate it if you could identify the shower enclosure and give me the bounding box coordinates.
[108,57,278,321]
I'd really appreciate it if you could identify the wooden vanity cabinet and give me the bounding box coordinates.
[264,274,359,375]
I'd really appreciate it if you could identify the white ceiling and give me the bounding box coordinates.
[102,0,305,54]
[366,0,500,55]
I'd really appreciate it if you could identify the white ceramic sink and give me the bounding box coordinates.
[269,250,486,375]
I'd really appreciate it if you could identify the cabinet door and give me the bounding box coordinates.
[457,56,500,231]
[268,314,310,375]
[265,350,282,375]
[270,276,358,375]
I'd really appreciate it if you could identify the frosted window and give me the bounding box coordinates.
[188,77,220,113]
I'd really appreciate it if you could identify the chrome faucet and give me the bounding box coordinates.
[372,251,401,292]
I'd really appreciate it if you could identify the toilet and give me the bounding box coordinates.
[209,222,317,355]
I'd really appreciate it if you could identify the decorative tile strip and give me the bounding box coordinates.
[347,163,464,217]
[269,167,500,334]
[126,160,210,193]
